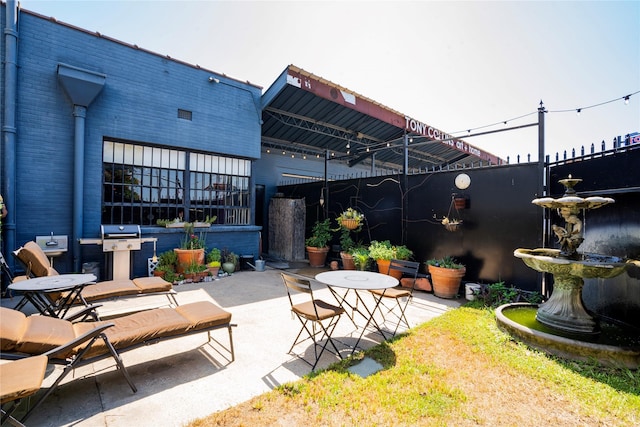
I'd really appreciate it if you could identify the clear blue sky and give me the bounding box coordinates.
[17,0,640,163]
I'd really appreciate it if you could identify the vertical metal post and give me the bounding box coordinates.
[537,101,548,296]
[323,149,329,220]
[402,133,409,244]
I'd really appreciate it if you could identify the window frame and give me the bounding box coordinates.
[102,139,251,226]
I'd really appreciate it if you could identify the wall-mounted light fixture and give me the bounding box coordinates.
[208,76,220,83]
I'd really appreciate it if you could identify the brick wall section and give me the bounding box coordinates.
[5,9,262,272]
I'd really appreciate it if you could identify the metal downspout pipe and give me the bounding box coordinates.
[2,0,19,270]
[72,106,87,272]
[56,63,106,271]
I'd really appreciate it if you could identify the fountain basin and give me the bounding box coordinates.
[513,248,629,279]
[496,303,640,369]
[514,248,633,334]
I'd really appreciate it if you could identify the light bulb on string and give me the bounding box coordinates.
[624,95,630,105]
[576,109,581,116]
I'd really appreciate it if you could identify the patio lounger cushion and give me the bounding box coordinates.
[1,301,233,360]
[13,242,174,306]
[0,308,29,351]
[0,355,48,404]
[79,279,141,301]
[132,276,173,293]
[15,241,59,277]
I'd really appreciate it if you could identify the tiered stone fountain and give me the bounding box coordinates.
[496,176,640,368]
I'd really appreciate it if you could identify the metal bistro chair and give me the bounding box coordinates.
[369,259,420,337]
[281,273,346,370]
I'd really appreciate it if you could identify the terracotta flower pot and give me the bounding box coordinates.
[340,252,356,270]
[307,246,329,268]
[174,248,205,273]
[340,218,359,230]
[376,259,403,280]
[428,265,466,298]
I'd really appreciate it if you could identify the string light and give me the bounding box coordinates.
[547,91,639,114]
[450,90,638,136]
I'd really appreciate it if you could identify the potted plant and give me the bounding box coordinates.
[184,260,208,283]
[426,256,466,299]
[337,208,365,270]
[351,246,370,271]
[336,207,365,231]
[153,250,178,277]
[174,222,206,272]
[305,218,332,267]
[368,240,395,275]
[206,247,221,276]
[394,245,413,261]
[222,250,238,274]
[339,229,357,270]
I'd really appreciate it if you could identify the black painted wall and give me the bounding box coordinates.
[277,146,640,328]
[279,163,542,290]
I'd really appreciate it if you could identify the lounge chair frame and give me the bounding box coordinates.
[11,242,178,318]
[0,301,235,423]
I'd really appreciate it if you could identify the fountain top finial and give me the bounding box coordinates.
[558,174,582,196]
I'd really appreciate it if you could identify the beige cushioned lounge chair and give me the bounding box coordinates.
[0,355,48,426]
[0,300,235,423]
[12,241,176,311]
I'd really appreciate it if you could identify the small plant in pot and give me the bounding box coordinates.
[368,240,395,275]
[426,256,466,299]
[336,207,365,231]
[184,260,208,282]
[154,250,178,278]
[153,263,174,279]
[350,246,370,271]
[206,247,221,276]
[221,250,238,274]
[305,218,332,267]
[336,208,365,270]
[339,229,357,270]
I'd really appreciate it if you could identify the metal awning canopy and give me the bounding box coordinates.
[261,65,505,171]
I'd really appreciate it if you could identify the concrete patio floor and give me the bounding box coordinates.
[1,263,463,427]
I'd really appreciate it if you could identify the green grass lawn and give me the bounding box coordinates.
[191,306,640,426]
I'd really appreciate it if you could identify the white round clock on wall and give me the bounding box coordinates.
[455,173,471,190]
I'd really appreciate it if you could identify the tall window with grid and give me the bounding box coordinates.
[102,140,251,226]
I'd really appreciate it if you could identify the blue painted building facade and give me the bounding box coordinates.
[1,3,262,279]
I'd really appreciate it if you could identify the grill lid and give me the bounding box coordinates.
[101,224,141,239]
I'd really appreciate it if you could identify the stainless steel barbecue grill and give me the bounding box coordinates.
[80,225,155,280]
[101,224,141,280]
